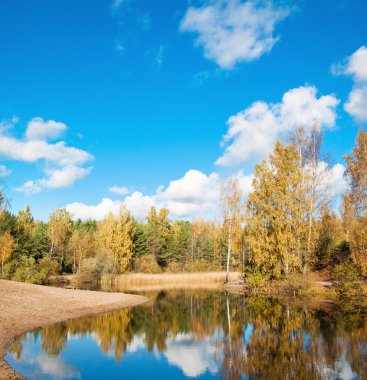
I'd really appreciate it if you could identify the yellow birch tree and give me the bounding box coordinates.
[0,231,15,275]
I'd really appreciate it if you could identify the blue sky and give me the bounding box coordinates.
[0,0,366,221]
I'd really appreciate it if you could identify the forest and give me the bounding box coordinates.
[0,127,366,293]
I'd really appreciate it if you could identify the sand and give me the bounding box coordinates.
[0,279,148,380]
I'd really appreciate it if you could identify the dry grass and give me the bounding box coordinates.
[102,271,242,291]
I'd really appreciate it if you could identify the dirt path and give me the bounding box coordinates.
[0,280,148,380]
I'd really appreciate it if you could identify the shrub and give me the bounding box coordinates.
[183,259,215,272]
[11,256,59,284]
[243,265,270,293]
[2,259,17,280]
[282,273,311,296]
[80,253,116,278]
[133,255,161,274]
[165,261,182,273]
[333,260,362,296]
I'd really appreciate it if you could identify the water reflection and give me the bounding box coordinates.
[5,290,367,380]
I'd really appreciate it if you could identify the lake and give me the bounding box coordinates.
[5,289,367,379]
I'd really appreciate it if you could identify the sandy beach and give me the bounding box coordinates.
[0,280,148,380]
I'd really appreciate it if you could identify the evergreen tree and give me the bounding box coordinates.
[133,221,149,257]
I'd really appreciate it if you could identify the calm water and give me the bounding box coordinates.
[5,290,367,380]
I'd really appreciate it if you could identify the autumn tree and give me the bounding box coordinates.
[48,208,72,269]
[0,231,15,275]
[343,130,367,275]
[15,205,36,257]
[96,207,135,273]
[246,141,307,278]
[221,176,244,283]
[291,124,333,268]
[114,207,135,272]
[314,204,344,262]
[68,228,95,274]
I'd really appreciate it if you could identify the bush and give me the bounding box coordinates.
[243,265,270,293]
[183,259,215,272]
[11,256,59,285]
[281,273,311,296]
[2,260,17,280]
[333,260,362,296]
[133,255,161,274]
[165,261,182,273]
[81,253,116,278]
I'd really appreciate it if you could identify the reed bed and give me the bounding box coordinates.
[102,271,242,291]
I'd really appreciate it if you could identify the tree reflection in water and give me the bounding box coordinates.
[8,290,367,379]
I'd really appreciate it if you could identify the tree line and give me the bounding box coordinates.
[0,128,366,285]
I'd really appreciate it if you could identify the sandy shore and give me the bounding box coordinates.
[0,280,148,380]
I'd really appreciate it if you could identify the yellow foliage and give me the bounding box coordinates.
[246,141,307,278]
[0,231,15,275]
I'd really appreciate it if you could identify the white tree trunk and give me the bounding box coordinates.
[226,220,232,283]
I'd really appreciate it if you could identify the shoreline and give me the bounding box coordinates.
[0,280,149,380]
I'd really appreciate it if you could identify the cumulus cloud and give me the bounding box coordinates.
[344,86,367,121]
[325,163,348,197]
[163,333,219,377]
[124,191,156,219]
[333,46,367,82]
[0,165,11,177]
[66,169,253,221]
[333,46,367,121]
[216,86,339,166]
[18,166,92,195]
[66,198,123,221]
[110,186,130,196]
[180,0,292,69]
[25,117,67,141]
[0,117,93,194]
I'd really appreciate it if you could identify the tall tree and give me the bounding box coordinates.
[133,221,149,257]
[96,207,135,273]
[0,231,15,274]
[343,130,367,275]
[145,207,170,266]
[291,124,332,269]
[221,176,244,283]
[113,207,135,273]
[48,208,72,269]
[246,142,307,278]
[68,228,95,274]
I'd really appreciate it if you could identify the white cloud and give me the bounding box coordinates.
[155,170,221,217]
[66,169,253,221]
[326,163,348,197]
[180,0,292,69]
[344,86,367,121]
[0,165,11,177]
[216,86,339,166]
[18,166,92,195]
[163,333,219,377]
[110,185,130,196]
[0,117,93,193]
[25,117,67,141]
[333,46,367,121]
[124,191,156,219]
[333,46,367,82]
[66,198,123,221]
